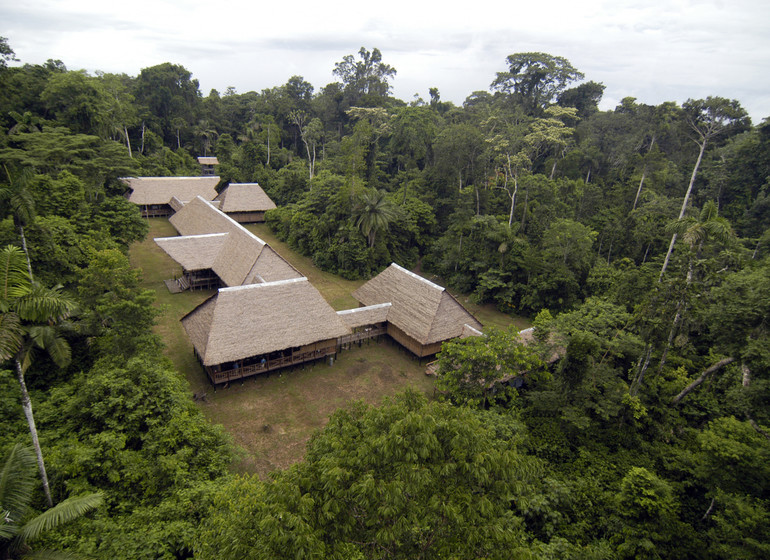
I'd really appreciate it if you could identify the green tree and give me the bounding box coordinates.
[436,326,544,407]
[659,97,750,280]
[0,245,77,507]
[197,392,543,559]
[491,52,584,115]
[0,443,102,559]
[352,188,399,248]
[333,47,396,108]
[0,167,36,280]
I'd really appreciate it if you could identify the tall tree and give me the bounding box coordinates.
[490,52,584,115]
[333,47,396,108]
[659,97,749,280]
[134,63,201,147]
[0,167,36,280]
[0,245,77,507]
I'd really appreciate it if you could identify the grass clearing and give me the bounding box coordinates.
[129,218,528,479]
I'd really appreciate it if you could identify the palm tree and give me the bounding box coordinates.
[353,189,399,248]
[1,443,102,559]
[0,167,36,281]
[0,246,77,508]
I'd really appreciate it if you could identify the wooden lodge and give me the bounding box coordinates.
[198,156,219,176]
[213,183,277,223]
[122,176,219,217]
[352,263,483,358]
[182,278,352,385]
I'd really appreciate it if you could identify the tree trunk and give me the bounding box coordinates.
[124,125,132,158]
[520,185,529,231]
[630,344,652,396]
[15,358,53,507]
[17,223,33,282]
[632,166,646,210]
[508,177,518,228]
[671,357,735,404]
[266,124,271,166]
[659,139,707,281]
[140,121,146,154]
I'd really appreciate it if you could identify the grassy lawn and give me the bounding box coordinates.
[129,218,528,478]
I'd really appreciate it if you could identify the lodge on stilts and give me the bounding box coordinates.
[122,176,220,217]
[352,263,484,358]
[181,278,353,385]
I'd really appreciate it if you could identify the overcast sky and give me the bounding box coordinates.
[3,0,769,122]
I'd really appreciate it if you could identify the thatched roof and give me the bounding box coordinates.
[169,195,235,236]
[214,183,277,213]
[181,278,352,366]
[337,303,392,329]
[159,196,301,286]
[198,156,219,165]
[155,233,228,271]
[122,177,219,206]
[353,263,482,345]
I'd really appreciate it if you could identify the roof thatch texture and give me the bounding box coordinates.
[243,245,303,284]
[155,233,228,271]
[214,183,277,213]
[168,196,185,213]
[352,263,482,345]
[198,156,219,165]
[181,278,352,366]
[337,303,392,329]
[169,195,236,236]
[123,177,219,205]
[161,196,301,287]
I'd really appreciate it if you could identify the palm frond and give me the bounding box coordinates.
[0,312,23,363]
[27,326,71,368]
[13,284,77,323]
[0,245,31,303]
[16,493,103,545]
[0,444,36,539]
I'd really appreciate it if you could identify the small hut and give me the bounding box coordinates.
[182,278,352,384]
[213,183,277,223]
[122,176,219,217]
[198,156,219,176]
[352,263,483,357]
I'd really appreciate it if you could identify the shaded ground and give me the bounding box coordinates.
[129,218,526,479]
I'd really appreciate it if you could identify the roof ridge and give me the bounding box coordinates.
[390,263,444,292]
[219,277,308,293]
[155,232,229,241]
[337,302,392,315]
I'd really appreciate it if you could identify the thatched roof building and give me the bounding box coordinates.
[122,176,219,217]
[352,263,483,357]
[156,196,301,289]
[197,156,219,176]
[182,278,352,384]
[213,183,277,223]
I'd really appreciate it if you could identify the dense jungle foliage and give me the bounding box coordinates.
[1,38,769,558]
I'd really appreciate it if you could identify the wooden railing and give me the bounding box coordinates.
[338,326,386,347]
[208,347,335,385]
